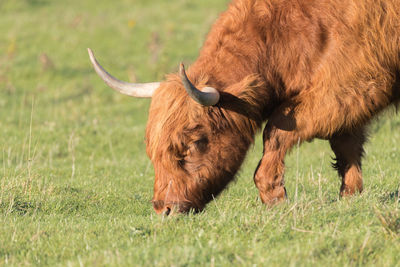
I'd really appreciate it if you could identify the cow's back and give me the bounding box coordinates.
[262,0,400,132]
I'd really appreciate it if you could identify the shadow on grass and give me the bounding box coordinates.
[0,186,143,216]
[380,189,400,204]
[0,197,41,215]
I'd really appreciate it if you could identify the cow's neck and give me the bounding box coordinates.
[190,52,275,124]
[188,6,275,120]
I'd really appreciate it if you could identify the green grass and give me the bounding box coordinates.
[1,0,400,266]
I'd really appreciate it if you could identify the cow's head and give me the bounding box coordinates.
[88,49,263,215]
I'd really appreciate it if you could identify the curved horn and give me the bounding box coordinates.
[88,48,160,97]
[179,63,220,106]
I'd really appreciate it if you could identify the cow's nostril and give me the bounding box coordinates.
[163,206,171,216]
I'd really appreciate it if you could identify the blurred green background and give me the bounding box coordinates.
[1,0,399,266]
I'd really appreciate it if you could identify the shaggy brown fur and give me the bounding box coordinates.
[145,0,400,213]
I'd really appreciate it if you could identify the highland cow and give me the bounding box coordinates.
[88,0,400,215]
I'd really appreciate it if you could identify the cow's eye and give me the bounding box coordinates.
[194,137,208,152]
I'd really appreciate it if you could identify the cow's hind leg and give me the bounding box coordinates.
[329,129,366,196]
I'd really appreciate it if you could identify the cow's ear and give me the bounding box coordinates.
[218,74,267,108]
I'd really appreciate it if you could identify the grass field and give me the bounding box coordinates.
[1,0,400,266]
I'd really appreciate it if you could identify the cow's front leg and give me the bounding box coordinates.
[329,130,366,196]
[254,110,304,205]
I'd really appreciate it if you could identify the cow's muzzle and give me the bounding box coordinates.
[152,200,195,215]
